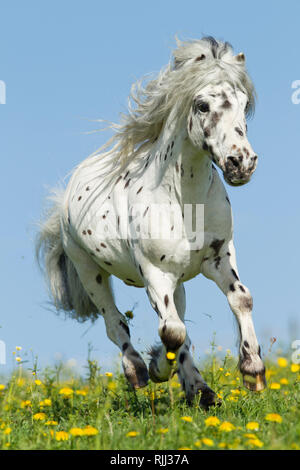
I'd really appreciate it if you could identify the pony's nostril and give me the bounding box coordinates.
[227,156,239,168]
[251,155,258,162]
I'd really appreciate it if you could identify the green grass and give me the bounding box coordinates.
[0,350,299,450]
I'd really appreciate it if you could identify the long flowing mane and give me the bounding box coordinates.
[91,37,255,167]
[65,36,256,204]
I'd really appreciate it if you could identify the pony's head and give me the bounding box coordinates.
[187,79,258,186]
[175,37,258,186]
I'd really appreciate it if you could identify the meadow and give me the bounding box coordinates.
[0,345,299,450]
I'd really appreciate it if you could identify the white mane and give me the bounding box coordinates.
[89,37,255,170]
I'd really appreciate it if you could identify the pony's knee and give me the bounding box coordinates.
[228,284,253,314]
[159,319,186,352]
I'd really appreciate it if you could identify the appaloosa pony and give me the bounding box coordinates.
[37,37,266,408]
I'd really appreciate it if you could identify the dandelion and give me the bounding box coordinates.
[82,426,99,436]
[15,357,22,363]
[105,372,113,377]
[205,416,220,427]
[59,387,73,397]
[166,352,176,361]
[231,389,241,395]
[0,384,5,391]
[40,399,52,407]
[247,438,264,448]
[76,390,87,396]
[244,433,258,439]
[45,421,58,426]
[21,400,31,408]
[15,346,22,351]
[291,364,300,373]
[225,372,231,377]
[265,413,282,423]
[246,422,259,431]
[35,379,42,386]
[202,438,214,447]
[219,421,235,432]
[194,440,202,447]
[277,357,287,368]
[218,442,227,448]
[70,427,84,437]
[270,382,280,390]
[3,428,12,435]
[55,431,69,441]
[180,416,193,423]
[126,431,139,437]
[280,378,288,385]
[33,413,47,421]
[157,428,169,434]
[178,447,191,450]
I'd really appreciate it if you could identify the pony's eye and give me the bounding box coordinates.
[198,102,210,113]
[245,101,250,112]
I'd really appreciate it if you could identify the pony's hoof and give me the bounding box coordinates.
[199,387,220,410]
[243,373,266,392]
[127,366,149,389]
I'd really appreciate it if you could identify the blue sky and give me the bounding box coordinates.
[0,0,299,375]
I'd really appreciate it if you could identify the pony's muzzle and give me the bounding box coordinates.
[223,155,258,186]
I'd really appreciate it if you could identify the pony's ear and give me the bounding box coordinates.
[235,52,245,63]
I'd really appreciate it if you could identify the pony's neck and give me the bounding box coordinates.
[154,114,213,204]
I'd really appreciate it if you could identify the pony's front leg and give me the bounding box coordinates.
[202,241,266,392]
[144,267,186,373]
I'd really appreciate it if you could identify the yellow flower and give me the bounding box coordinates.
[194,440,202,447]
[105,372,113,377]
[157,428,169,434]
[277,357,287,368]
[178,447,191,450]
[291,443,300,450]
[247,438,264,448]
[291,364,300,373]
[126,431,139,437]
[15,346,22,351]
[246,422,259,431]
[45,421,58,426]
[218,442,227,448]
[280,378,288,385]
[15,356,22,362]
[35,379,42,386]
[21,400,31,408]
[76,390,87,396]
[166,352,176,361]
[3,427,11,435]
[225,372,231,377]
[219,421,235,432]
[82,425,99,436]
[16,378,25,387]
[265,413,282,423]
[40,399,52,407]
[205,416,220,427]
[244,433,258,439]
[0,384,5,391]
[59,387,73,397]
[180,416,193,423]
[70,427,84,437]
[202,438,214,447]
[228,396,238,402]
[270,382,280,390]
[33,412,47,421]
[55,431,69,441]
[107,381,117,391]
[231,389,241,395]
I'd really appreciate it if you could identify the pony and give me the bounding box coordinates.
[36,36,266,408]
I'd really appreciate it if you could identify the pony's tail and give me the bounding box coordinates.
[36,189,98,322]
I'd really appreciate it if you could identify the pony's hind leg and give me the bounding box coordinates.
[64,241,149,389]
[202,240,266,392]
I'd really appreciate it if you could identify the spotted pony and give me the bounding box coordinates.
[36,37,266,408]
